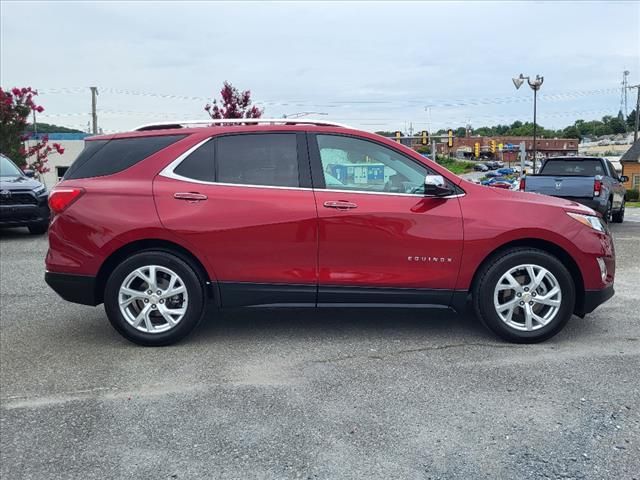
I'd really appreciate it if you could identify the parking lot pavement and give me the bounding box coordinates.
[1,222,639,480]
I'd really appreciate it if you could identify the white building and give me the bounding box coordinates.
[24,133,88,188]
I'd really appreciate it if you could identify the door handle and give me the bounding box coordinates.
[323,200,358,210]
[174,192,208,202]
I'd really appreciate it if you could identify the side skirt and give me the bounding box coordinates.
[218,282,466,310]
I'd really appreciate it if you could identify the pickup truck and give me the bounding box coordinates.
[521,156,628,223]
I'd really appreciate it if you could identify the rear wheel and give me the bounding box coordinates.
[612,199,625,223]
[104,250,206,346]
[473,248,575,343]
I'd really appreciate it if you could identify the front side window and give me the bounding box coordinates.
[216,134,299,188]
[316,135,430,194]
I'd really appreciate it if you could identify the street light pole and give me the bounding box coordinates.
[513,73,544,172]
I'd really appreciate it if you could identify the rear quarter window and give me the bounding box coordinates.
[64,135,186,180]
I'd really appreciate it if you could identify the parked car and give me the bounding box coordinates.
[487,180,515,189]
[0,154,50,234]
[485,171,502,178]
[45,119,615,346]
[521,156,627,222]
[484,161,499,170]
[496,167,515,176]
[474,163,488,172]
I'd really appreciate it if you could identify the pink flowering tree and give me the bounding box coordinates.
[0,87,64,175]
[205,81,263,119]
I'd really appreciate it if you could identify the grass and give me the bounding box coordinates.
[626,201,640,208]
[435,156,475,175]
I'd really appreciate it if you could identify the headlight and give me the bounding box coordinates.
[33,186,46,196]
[566,212,605,232]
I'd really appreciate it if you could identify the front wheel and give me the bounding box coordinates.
[104,250,206,346]
[612,199,625,223]
[473,248,576,343]
[28,223,48,235]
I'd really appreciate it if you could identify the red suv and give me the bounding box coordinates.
[45,120,615,346]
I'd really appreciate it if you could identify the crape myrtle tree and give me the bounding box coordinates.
[205,81,263,119]
[0,87,64,175]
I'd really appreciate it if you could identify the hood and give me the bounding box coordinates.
[460,178,597,216]
[0,175,44,191]
[493,186,597,215]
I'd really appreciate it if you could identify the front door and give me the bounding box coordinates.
[154,132,318,306]
[309,133,464,306]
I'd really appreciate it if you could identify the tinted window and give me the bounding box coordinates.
[316,134,430,194]
[539,159,604,177]
[174,139,214,181]
[216,134,298,187]
[64,135,185,180]
[0,154,22,177]
[605,160,619,180]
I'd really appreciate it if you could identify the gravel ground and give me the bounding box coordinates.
[1,215,639,480]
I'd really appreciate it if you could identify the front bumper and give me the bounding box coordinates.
[0,203,50,228]
[45,271,100,306]
[576,284,615,317]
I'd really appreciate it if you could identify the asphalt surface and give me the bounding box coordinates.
[1,212,639,480]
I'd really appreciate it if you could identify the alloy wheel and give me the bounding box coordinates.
[493,264,562,332]
[118,265,189,334]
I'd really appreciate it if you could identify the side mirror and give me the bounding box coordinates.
[620,175,629,183]
[424,175,453,197]
[23,169,35,178]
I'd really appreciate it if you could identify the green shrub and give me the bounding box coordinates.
[626,189,639,201]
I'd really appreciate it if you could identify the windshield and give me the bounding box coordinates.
[0,154,23,177]
[539,159,604,176]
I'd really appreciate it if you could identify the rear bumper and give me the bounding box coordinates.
[577,284,615,317]
[45,271,100,306]
[0,204,50,227]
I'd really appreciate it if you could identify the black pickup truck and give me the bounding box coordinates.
[521,156,628,222]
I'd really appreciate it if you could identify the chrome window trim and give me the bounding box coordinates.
[160,137,465,199]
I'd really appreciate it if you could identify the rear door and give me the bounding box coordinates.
[308,133,464,306]
[153,132,318,307]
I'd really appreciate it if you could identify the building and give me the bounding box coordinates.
[434,136,579,162]
[620,139,640,191]
[24,133,89,187]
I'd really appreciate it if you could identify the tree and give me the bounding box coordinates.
[205,81,263,119]
[627,109,637,129]
[24,122,83,134]
[0,86,64,173]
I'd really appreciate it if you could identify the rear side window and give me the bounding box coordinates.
[216,134,299,187]
[64,135,185,180]
[173,139,214,181]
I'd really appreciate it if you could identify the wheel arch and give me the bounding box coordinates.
[468,238,586,316]
[95,238,217,305]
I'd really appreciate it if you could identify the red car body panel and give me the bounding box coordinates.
[45,124,615,313]
[313,190,463,289]
[153,176,318,285]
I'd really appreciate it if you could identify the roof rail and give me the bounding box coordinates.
[134,118,352,131]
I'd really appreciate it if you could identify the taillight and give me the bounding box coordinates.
[593,179,602,197]
[519,177,526,191]
[48,188,84,214]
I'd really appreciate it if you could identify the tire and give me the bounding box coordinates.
[473,248,576,343]
[104,250,206,346]
[612,199,625,223]
[604,199,613,223]
[28,223,48,235]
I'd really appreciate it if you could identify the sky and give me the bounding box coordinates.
[1,1,639,134]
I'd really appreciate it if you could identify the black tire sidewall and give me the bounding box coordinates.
[476,249,575,343]
[104,251,205,346]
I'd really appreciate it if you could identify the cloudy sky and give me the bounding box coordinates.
[1,1,638,134]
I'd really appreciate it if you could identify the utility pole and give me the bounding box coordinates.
[90,87,99,135]
[631,84,640,142]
